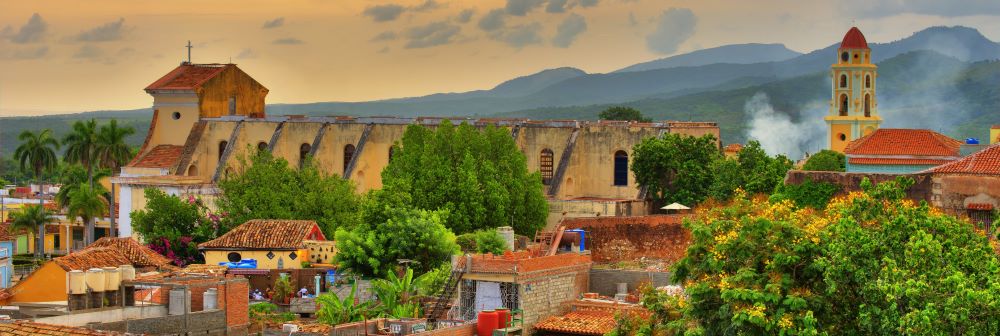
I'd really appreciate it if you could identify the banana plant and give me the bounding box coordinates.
[316,280,373,325]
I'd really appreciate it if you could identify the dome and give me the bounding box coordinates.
[840,27,869,49]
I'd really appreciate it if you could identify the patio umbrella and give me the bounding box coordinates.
[660,202,690,211]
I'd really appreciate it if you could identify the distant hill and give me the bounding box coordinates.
[614,43,802,73]
[4,26,999,157]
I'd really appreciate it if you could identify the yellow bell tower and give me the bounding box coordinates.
[826,27,882,152]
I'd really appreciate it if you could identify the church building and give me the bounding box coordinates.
[826,27,882,152]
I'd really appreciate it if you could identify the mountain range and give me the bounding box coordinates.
[2,26,1000,158]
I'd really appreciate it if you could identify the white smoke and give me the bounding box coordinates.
[744,92,826,160]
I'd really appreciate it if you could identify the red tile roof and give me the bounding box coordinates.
[534,310,617,335]
[131,144,185,169]
[925,144,1000,175]
[847,158,954,166]
[992,125,1000,130]
[841,27,869,49]
[968,203,994,211]
[0,320,124,335]
[723,143,743,153]
[52,247,134,271]
[844,129,961,157]
[89,237,173,268]
[199,219,326,250]
[145,63,228,91]
[0,224,11,241]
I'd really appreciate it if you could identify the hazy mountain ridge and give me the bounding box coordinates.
[614,43,802,73]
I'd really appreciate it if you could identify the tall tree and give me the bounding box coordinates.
[13,129,60,257]
[67,184,107,245]
[10,204,55,259]
[55,165,110,208]
[62,120,99,187]
[95,119,136,237]
[632,133,719,207]
[380,121,547,235]
[802,149,846,172]
[599,106,652,123]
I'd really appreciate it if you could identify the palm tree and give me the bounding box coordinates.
[62,120,99,187]
[10,204,55,259]
[95,119,135,237]
[56,165,109,208]
[67,184,108,245]
[13,129,60,257]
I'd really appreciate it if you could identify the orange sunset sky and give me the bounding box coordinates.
[1,0,999,116]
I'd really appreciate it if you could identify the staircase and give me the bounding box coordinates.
[426,269,465,322]
[534,231,555,252]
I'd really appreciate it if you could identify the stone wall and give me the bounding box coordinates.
[517,264,590,331]
[92,309,226,335]
[784,170,933,202]
[588,269,673,297]
[931,174,1000,215]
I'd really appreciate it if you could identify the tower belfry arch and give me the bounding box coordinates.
[825,27,882,152]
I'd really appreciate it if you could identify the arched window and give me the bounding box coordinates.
[540,149,554,185]
[839,94,849,116]
[299,143,311,168]
[344,144,356,174]
[218,141,228,161]
[187,165,198,177]
[257,141,268,152]
[864,94,871,117]
[865,75,871,88]
[839,74,847,88]
[613,150,628,186]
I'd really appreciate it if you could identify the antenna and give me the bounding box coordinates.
[185,41,193,64]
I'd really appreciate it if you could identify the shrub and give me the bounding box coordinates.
[474,229,508,255]
[455,233,477,253]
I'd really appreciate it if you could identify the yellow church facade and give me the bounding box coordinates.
[826,27,882,152]
[113,62,721,235]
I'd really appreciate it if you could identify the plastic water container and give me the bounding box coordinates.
[203,288,218,310]
[168,288,190,315]
[477,310,498,336]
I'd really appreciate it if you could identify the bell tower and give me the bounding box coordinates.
[826,27,882,152]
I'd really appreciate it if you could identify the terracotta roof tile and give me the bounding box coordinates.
[724,143,743,153]
[145,63,228,91]
[0,320,124,335]
[968,203,994,211]
[926,143,1000,175]
[130,145,185,169]
[840,27,869,49]
[0,224,11,241]
[847,158,954,165]
[199,219,326,250]
[52,247,134,272]
[535,309,649,335]
[89,237,173,268]
[844,129,961,157]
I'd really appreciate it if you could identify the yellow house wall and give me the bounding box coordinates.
[150,94,201,148]
[991,128,1000,145]
[830,123,853,152]
[7,262,67,304]
[204,250,306,269]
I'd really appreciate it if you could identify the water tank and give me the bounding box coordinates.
[85,268,106,292]
[203,288,218,310]
[967,138,981,145]
[168,288,190,316]
[119,265,136,281]
[103,267,121,291]
[497,226,515,251]
[67,270,86,294]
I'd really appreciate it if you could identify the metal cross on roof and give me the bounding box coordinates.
[186,40,193,64]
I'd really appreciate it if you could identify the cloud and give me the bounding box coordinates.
[413,0,445,12]
[404,21,461,49]
[578,0,599,7]
[478,9,507,31]
[455,9,476,23]
[262,17,285,29]
[492,23,542,48]
[363,4,406,22]
[552,14,587,48]
[378,46,390,54]
[8,13,47,44]
[505,0,545,16]
[73,44,103,59]
[628,12,638,26]
[0,25,12,38]
[236,48,257,59]
[646,8,696,55]
[845,0,1000,18]
[273,37,304,45]
[371,31,398,42]
[72,18,127,42]
[546,0,569,13]
[0,46,48,60]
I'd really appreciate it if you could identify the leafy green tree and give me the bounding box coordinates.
[802,149,845,172]
[455,233,477,253]
[769,178,841,210]
[708,140,793,200]
[62,120,99,187]
[474,229,508,255]
[130,188,213,266]
[10,204,55,258]
[335,206,458,277]
[631,133,719,207]
[659,177,1000,335]
[380,121,547,235]
[598,106,652,122]
[66,184,107,244]
[216,149,359,238]
[56,165,109,209]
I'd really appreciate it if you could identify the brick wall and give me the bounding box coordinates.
[561,215,691,263]
[517,264,590,331]
[784,170,933,202]
[224,276,249,333]
[421,323,476,335]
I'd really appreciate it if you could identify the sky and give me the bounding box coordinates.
[1,0,999,116]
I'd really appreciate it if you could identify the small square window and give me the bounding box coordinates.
[289,252,297,260]
[266,251,275,260]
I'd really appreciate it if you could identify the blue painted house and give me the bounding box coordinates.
[845,129,962,174]
[0,226,12,288]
